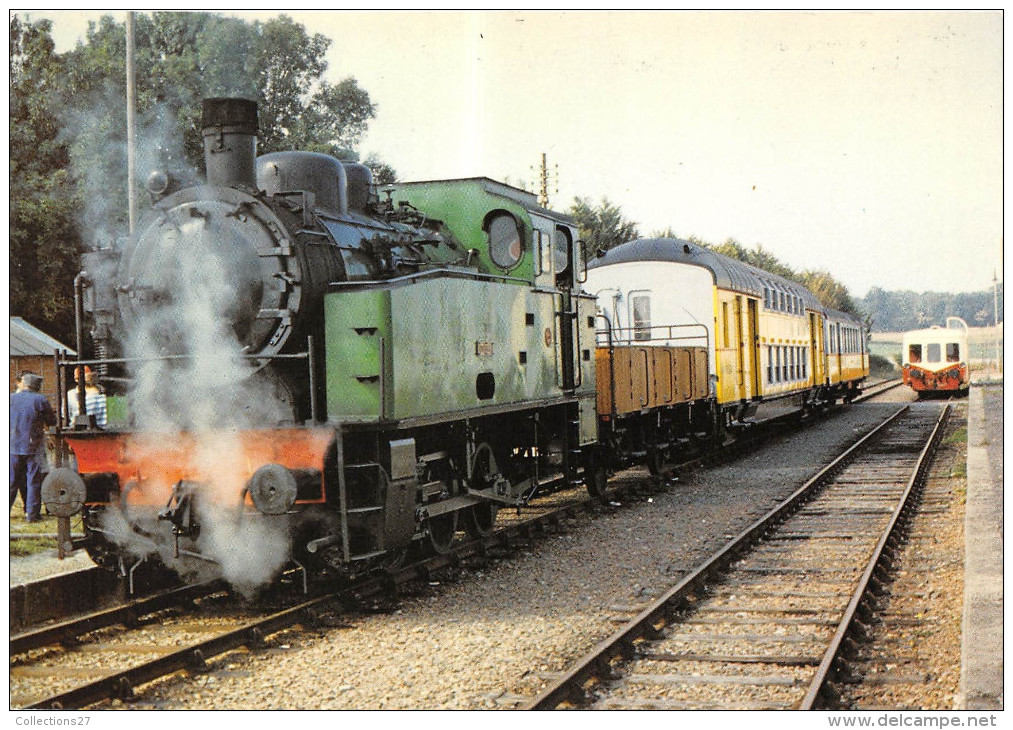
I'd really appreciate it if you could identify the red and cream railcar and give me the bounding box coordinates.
[901,317,970,395]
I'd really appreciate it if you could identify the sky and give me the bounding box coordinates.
[20,10,1005,297]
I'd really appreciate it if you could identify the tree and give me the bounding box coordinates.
[9,16,81,343]
[10,12,396,343]
[857,285,1003,332]
[710,239,796,280]
[60,13,383,183]
[363,153,398,185]
[569,196,639,260]
[797,270,857,314]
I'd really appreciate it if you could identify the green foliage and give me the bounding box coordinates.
[868,353,898,378]
[363,153,398,185]
[796,269,857,314]
[569,196,639,260]
[709,239,796,280]
[944,426,968,445]
[60,13,382,182]
[10,16,81,343]
[10,12,396,345]
[859,285,1003,332]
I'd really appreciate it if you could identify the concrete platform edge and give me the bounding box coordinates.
[958,385,1004,710]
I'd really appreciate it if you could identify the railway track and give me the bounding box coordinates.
[10,398,889,709]
[10,469,666,709]
[854,378,904,402]
[521,403,949,710]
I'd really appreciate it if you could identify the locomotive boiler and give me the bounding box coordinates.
[51,98,597,590]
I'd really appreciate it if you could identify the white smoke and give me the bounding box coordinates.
[113,214,297,595]
[197,509,294,599]
[62,93,192,251]
[65,96,300,596]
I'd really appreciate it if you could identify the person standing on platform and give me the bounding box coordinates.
[10,372,56,522]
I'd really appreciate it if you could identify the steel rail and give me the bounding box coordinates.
[522,404,912,710]
[799,403,951,708]
[11,580,224,655]
[25,592,338,709]
[15,479,615,709]
[853,378,904,403]
[14,399,873,709]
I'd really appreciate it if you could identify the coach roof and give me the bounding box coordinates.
[587,237,824,312]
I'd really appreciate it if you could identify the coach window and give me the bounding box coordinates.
[775,347,782,382]
[632,295,651,341]
[909,344,922,363]
[767,346,774,383]
[946,343,960,362]
[764,286,771,310]
[721,303,730,347]
[927,343,941,363]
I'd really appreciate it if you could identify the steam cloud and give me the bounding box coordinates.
[69,93,299,596]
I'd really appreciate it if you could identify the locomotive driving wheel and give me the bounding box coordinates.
[463,444,501,538]
[426,511,458,555]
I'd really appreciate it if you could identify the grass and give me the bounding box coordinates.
[944,427,968,443]
[8,497,85,558]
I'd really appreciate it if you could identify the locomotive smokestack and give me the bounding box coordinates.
[201,98,258,188]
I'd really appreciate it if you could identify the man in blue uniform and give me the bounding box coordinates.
[10,372,56,522]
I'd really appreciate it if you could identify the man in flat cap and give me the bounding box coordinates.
[10,372,56,522]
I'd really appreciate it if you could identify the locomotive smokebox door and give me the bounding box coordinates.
[384,438,418,547]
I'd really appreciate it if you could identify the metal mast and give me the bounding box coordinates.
[126,11,137,236]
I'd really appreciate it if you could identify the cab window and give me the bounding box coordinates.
[553,227,573,287]
[927,343,941,363]
[909,344,922,363]
[946,343,960,362]
[487,213,523,270]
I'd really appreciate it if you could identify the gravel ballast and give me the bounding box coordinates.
[117,404,915,710]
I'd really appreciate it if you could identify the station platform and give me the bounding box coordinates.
[959,382,1004,710]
